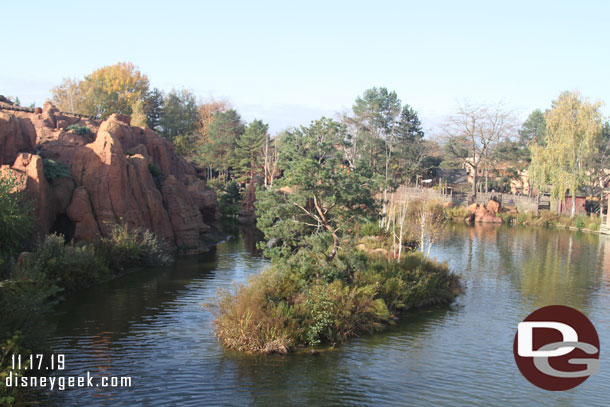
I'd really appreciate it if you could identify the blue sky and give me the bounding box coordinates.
[3,0,610,134]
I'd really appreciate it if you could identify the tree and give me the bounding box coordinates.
[159,89,199,142]
[256,118,379,262]
[263,133,281,187]
[130,99,148,127]
[231,119,268,181]
[51,78,85,114]
[520,109,546,146]
[394,104,426,183]
[590,122,610,201]
[529,91,603,215]
[442,102,518,195]
[197,97,230,137]
[79,62,150,118]
[143,88,164,130]
[197,109,244,179]
[349,87,401,179]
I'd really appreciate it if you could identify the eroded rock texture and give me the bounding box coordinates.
[0,102,218,253]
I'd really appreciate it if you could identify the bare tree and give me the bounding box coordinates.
[408,200,446,258]
[442,102,518,196]
[263,135,280,188]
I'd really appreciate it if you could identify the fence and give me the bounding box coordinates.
[393,186,548,213]
[0,104,96,119]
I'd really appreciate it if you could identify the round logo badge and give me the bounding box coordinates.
[513,305,600,391]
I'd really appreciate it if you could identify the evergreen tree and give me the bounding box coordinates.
[231,119,269,181]
[144,88,164,130]
[197,109,245,179]
[256,118,379,261]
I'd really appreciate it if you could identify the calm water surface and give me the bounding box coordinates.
[36,224,609,406]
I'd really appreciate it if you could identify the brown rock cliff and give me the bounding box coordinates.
[0,103,218,253]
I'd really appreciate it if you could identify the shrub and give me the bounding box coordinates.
[0,280,59,405]
[359,221,382,237]
[587,217,601,231]
[148,163,164,190]
[42,158,71,182]
[94,223,172,270]
[574,216,586,230]
[499,212,515,224]
[66,124,91,135]
[443,206,470,221]
[210,270,296,353]
[210,249,460,353]
[530,211,559,227]
[217,180,242,216]
[17,235,109,293]
[0,174,34,277]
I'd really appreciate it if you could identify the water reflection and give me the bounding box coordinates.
[34,224,608,407]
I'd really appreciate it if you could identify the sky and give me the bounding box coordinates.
[3,0,610,134]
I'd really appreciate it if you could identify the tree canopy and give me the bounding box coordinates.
[529,91,603,214]
[256,118,379,261]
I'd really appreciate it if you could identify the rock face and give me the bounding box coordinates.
[466,200,503,224]
[0,104,218,253]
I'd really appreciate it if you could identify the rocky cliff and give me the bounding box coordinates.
[0,101,218,253]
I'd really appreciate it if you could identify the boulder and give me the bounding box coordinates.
[473,203,503,224]
[466,203,478,214]
[487,199,500,214]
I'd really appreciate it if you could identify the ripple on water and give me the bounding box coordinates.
[34,226,610,406]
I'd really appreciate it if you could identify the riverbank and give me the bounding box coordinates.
[0,224,177,406]
[444,204,603,234]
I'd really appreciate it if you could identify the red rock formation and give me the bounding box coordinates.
[0,104,218,253]
[471,200,503,224]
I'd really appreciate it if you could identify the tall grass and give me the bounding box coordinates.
[209,249,461,353]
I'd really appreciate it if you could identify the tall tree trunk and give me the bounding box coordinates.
[571,190,576,217]
[472,166,478,197]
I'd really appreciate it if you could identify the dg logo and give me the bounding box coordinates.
[513,305,600,391]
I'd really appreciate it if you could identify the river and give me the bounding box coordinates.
[35,224,609,406]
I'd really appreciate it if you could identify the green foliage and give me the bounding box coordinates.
[15,226,171,294]
[347,87,428,184]
[216,180,242,216]
[197,109,245,174]
[520,109,546,146]
[0,280,58,405]
[16,235,109,292]
[148,163,164,189]
[42,158,72,182]
[359,221,383,237]
[210,248,460,352]
[443,206,471,221]
[143,88,164,130]
[0,174,34,275]
[256,118,379,261]
[529,91,603,211]
[231,119,268,180]
[159,89,199,143]
[94,224,172,271]
[66,124,91,135]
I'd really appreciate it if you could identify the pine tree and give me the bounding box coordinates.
[232,119,268,180]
